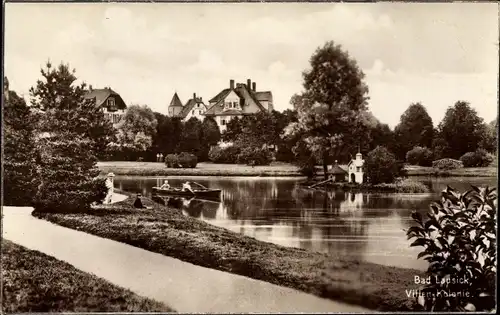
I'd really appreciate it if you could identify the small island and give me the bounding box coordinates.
[301,148,430,194]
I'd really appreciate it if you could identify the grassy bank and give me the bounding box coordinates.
[304,178,430,193]
[1,239,174,313]
[98,161,303,177]
[98,161,496,178]
[33,191,425,312]
[405,165,497,177]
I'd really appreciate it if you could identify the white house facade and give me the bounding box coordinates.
[167,92,208,122]
[347,152,365,184]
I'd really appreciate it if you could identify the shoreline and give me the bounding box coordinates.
[33,189,425,312]
[98,161,497,178]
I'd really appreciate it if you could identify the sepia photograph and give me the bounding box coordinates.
[2,1,498,313]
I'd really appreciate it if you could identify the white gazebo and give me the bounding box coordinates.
[347,152,365,184]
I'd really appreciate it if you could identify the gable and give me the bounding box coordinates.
[85,89,126,110]
[224,90,240,103]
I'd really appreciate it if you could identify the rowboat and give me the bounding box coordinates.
[152,187,222,200]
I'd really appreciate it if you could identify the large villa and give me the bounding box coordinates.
[167,78,273,132]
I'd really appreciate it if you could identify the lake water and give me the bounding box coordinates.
[114,175,497,271]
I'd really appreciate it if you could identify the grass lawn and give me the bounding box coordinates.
[1,239,174,313]
[404,165,497,177]
[98,161,497,178]
[33,191,425,312]
[98,161,303,177]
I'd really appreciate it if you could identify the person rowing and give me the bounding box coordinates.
[182,181,194,194]
[159,180,170,189]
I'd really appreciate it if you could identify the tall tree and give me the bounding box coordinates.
[284,41,370,179]
[479,118,498,153]
[180,117,203,156]
[29,62,114,212]
[393,103,434,160]
[116,104,158,153]
[200,116,221,161]
[436,101,485,159]
[3,82,39,206]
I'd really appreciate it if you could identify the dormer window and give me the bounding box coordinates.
[107,98,116,110]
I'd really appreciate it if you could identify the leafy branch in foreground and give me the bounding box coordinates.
[406,185,497,312]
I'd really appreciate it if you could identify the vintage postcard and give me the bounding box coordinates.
[2,2,498,313]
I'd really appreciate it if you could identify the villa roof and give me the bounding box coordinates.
[254,91,273,102]
[209,89,230,103]
[204,84,266,116]
[178,97,206,118]
[169,92,183,108]
[329,165,348,175]
[84,88,127,110]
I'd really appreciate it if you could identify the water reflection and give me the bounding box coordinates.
[114,176,496,270]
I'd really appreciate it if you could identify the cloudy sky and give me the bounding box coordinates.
[5,3,498,127]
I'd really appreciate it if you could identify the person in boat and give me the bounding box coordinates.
[159,180,170,190]
[133,193,147,209]
[182,181,194,194]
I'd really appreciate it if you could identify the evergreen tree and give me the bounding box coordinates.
[3,81,39,206]
[29,62,113,212]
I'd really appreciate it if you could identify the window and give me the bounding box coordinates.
[221,119,226,125]
[197,104,200,108]
[356,167,361,172]
[107,98,116,109]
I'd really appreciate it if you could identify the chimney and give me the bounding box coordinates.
[247,79,251,90]
[193,92,196,100]
[89,85,93,92]
[230,79,234,90]
[252,82,256,92]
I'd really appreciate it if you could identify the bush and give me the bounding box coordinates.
[33,175,108,213]
[406,146,433,166]
[165,153,197,168]
[364,146,401,184]
[165,154,179,168]
[208,145,241,164]
[178,152,198,168]
[236,146,272,166]
[406,186,496,312]
[460,149,494,167]
[89,177,109,205]
[432,158,463,170]
[374,178,429,193]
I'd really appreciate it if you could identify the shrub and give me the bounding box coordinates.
[406,186,496,312]
[460,149,494,167]
[208,145,241,164]
[236,146,272,166]
[387,178,429,193]
[177,152,198,168]
[406,146,433,166]
[364,146,401,184]
[432,158,463,170]
[88,177,109,205]
[165,154,180,168]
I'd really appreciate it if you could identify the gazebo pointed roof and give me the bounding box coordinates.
[169,92,183,108]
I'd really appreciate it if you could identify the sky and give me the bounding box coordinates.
[4,3,499,128]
